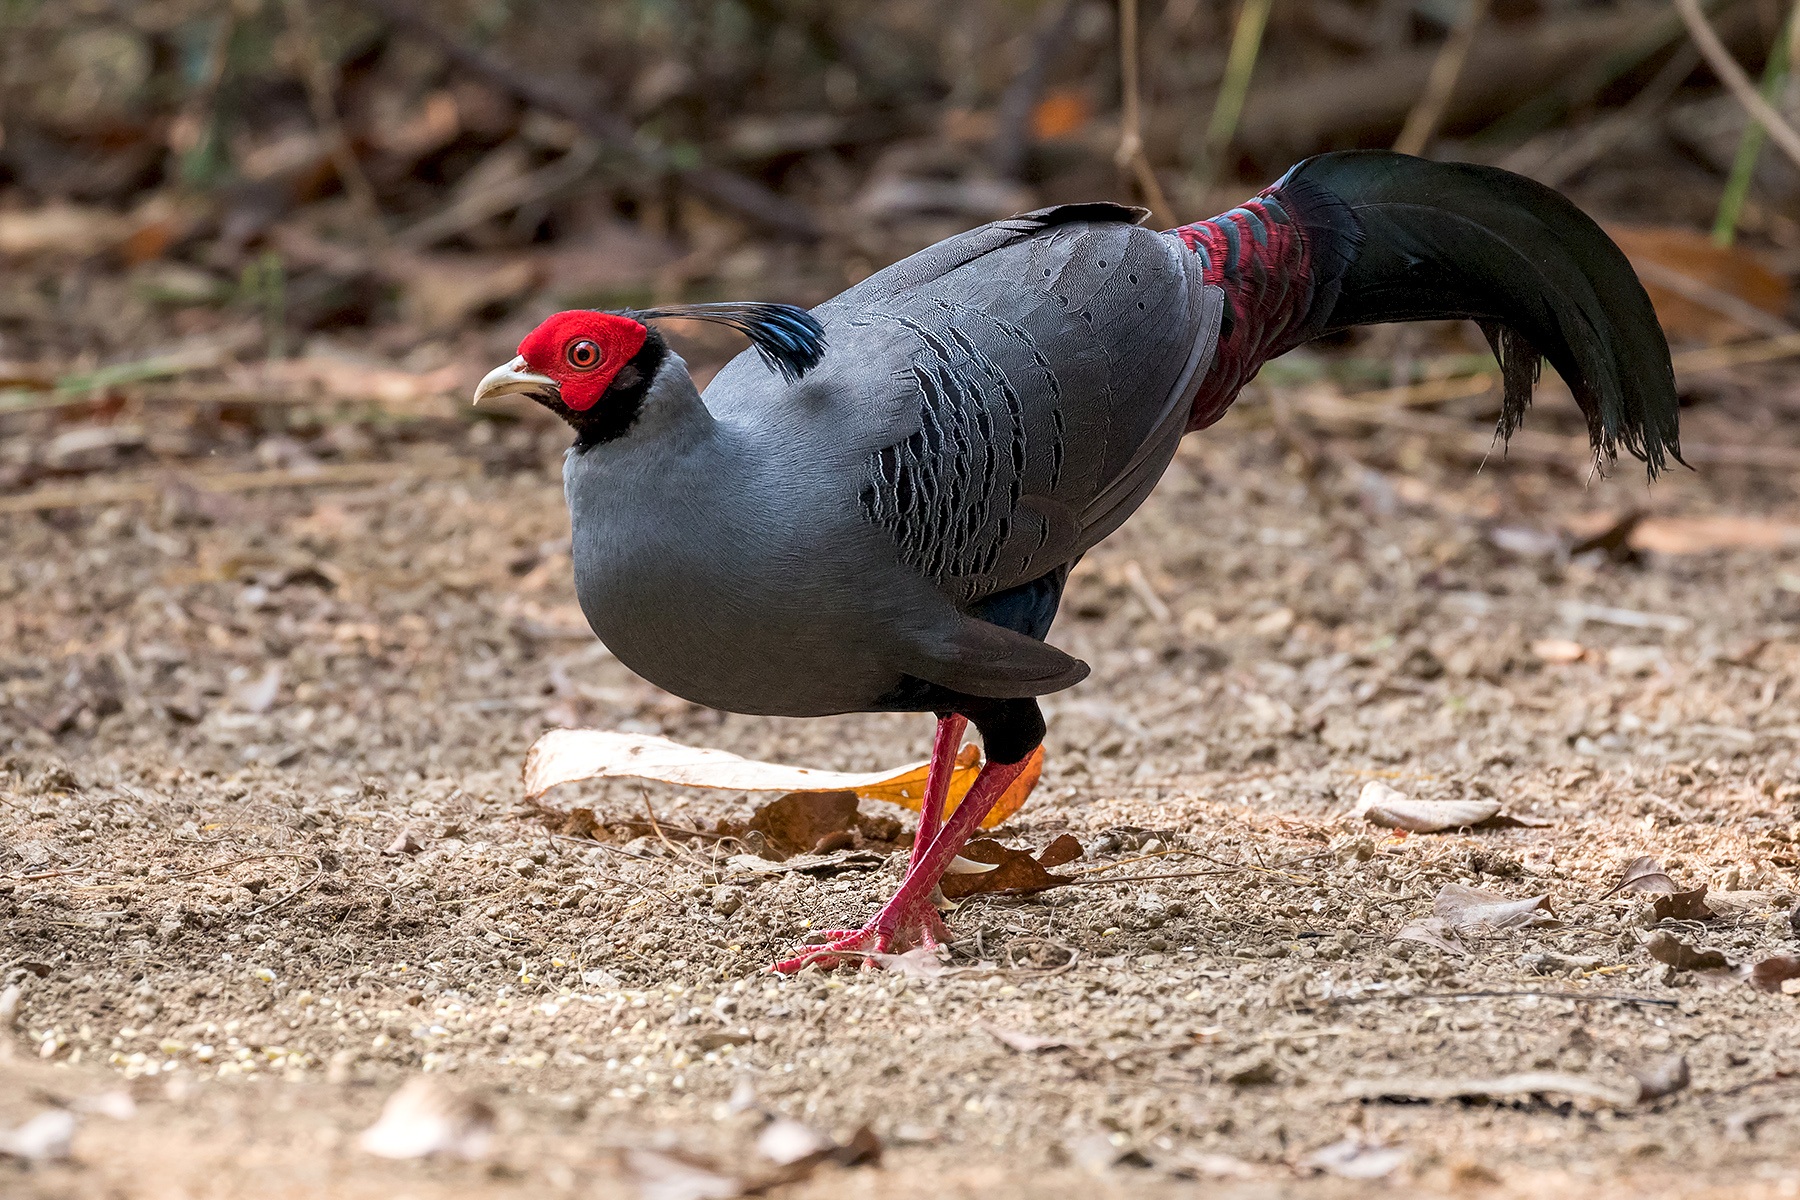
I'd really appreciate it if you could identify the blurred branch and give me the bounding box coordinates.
[1393,0,1490,156]
[282,0,387,240]
[361,0,819,242]
[1116,0,1174,222]
[395,140,602,250]
[1516,43,1700,187]
[1202,0,1275,178]
[991,0,1080,181]
[1712,0,1798,245]
[1673,0,1800,171]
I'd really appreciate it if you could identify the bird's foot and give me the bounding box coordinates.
[770,894,951,974]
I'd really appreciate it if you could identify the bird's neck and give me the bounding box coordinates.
[572,346,712,452]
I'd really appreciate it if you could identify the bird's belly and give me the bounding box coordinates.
[571,545,898,718]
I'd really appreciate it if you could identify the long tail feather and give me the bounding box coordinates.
[1278,150,1682,476]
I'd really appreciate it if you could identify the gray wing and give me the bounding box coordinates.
[810,207,1223,608]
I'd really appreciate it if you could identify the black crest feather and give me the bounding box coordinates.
[635,302,826,383]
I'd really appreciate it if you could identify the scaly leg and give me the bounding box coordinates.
[907,714,968,874]
[771,753,1034,973]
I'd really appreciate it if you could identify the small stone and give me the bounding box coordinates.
[711,886,744,916]
[510,858,536,876]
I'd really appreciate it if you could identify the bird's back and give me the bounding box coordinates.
[704,206,1224,610]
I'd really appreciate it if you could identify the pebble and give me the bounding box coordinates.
[711,886,744,916]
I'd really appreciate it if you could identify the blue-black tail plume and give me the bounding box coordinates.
[1278,150,1683,476]
[636,302,826,383]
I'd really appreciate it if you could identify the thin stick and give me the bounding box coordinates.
[1673,0,1800,172]
[1713,0,1799,245]
[1394,0,1492,156]
[1322,989,1677,1008]
[1202,0,1275,181]
[1115,0,1175,222]
[249,857,324,916]
[281,0,386,239]
[160,850,316,882]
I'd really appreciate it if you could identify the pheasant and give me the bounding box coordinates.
[475,151,1681,972]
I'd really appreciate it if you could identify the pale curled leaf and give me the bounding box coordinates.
[622,1148,744,1200]
[1602,855,1677,899]
[1433,883,1556,934]
[1394,917,1468,958]
[0,1109,76,1163]
[756,1119,835,1167]
[357,1078,495,1161]
[1299,1136,1409,1180]
[1353,781,1499,832]
[524,729,1032,828]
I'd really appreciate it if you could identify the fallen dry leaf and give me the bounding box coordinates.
[1630,515,1800,555]
[1627,1055,1691,1102]
[1352,781,1500,832]
[1167,1150,1261,1179]
[1602,856,1678,899]
[1343,1071,1640,1108]
[1299,1135,1409,1180]
[383,829,422,856]
[357,1078,495,1161]
[622,1148,744,1200]
[1036,833,1086,869]
[1395,916,1468,958]
[1644,930,1732,973]
[1652,885,1716,922]
[1610,225,1791,342]
[1433,883,1556,934]
[1747,955,1800,994]
[980,1023,1077,1053]
[937,838,1074,899]
[745,791,859,859]
[524,730,1034,829]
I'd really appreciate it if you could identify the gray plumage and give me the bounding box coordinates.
[565,205,1222,717]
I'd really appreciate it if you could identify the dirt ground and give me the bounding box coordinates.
[4,355,1800,1198]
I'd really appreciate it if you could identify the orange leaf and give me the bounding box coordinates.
[1031,88,1091,140]
[1609,225,1790,343]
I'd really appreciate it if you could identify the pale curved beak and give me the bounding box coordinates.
[473,356,558,405]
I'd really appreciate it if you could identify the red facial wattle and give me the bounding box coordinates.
[516,311,649,411]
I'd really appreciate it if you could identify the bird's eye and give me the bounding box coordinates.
[566,339,602,370]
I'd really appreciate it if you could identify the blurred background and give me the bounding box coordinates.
[2,0,1799,491]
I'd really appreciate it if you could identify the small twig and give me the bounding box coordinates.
[395,140,603,249]
[1393,0,1491,156]
[1115,0,1175,222]
[1713,0,1800,245]
[1321,989,1678,1009]
[1527,43,1701,188]
[159,851,314,882]
[248,857,324,917]
[1673,0,1800,172]
[281,0,386,239]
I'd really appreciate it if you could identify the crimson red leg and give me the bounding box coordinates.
[771,753,1034,973]
[906,715,968,875]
